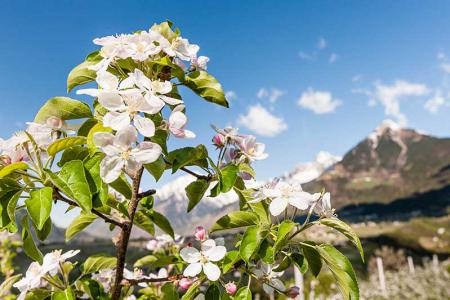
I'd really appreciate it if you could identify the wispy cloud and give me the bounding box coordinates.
[225,90,237,101]
[329,53,338,63]
[424,90,449,113]
[298,51,316,61]
[356,80,429,125]
[437,51,450,73]
[297,88,342,114]
[317,37,327,49]
[237,104,288,137]
[257,88,286,103]
[351,74,363,82]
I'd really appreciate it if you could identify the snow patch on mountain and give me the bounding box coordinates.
[282,151,342,184]
[368,119,402,149]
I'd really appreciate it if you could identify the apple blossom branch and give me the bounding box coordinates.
[121,274,183,286]
[52,190,124,228]
[162,157,213,181]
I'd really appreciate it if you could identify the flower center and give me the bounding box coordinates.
[121,150,131,160]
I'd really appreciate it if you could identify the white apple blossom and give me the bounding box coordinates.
[180,239,226,281]
[313,192,335,218]
[237,135,268,161]
[77,70,139,112]
[191,55,209,70]
[253,262,286,294]
[127,31,161,61]
[250,179,319,216]
[41,249,80,276]
[91,268,116,292]
[146,234,184,251]
[121,68,183,112]
[101,92,157,137]
[168,105,196,138]
[93,125,162,183]
[13,262,46,300]
[211,125,242,144]
[161,37,199,61]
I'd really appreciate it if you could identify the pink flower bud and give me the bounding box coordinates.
[212,134,225,148]
[179,277,192,290]
[224,282,237,295]
[46,116,64,129]
[287,286,300,298]
[194,226,207,241]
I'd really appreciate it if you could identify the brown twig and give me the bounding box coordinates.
[163,157,212,181]
[53,190,124,228]
[121,274,183,286]
[111,168,144,300]
[137,189,157,199]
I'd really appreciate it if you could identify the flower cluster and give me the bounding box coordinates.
[250,178,334,217]
[180,229,226,281]
[145,233,184,252]
[13,250,79,300]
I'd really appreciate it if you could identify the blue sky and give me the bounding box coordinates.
[1,0,450,186]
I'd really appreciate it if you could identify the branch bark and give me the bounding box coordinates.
[53,190,124,228]
[111,168,144,300]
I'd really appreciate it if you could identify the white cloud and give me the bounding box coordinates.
[317,37,327,49]
[424,91,449,113]
[237,104,288,137]
[437,51,450,73]
[257,88,286,103]
[372,80,429,125]
[329,53,338,63]
[297,88,342,114]
[352,74,362,82]
[298,51,315,61]
[225,90,237,101]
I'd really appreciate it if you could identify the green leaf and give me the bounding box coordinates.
[258,239,275,264]
[134,255,179,268]
[151,21,179,42]
[46,160,92,211]
[65,213,97,241]
[77,118,98,137]
[184,71,228,108]
[0,274,21,297]
[150,210,174,238]
[47,136,87,157]
[81,254,117,274]
[319,217,364,261]
[58,146,89,167]
[25,187,53,230]
[167,145,208,173]
[220,164,238,193]
[302,243,322,277]
[1,189,22,230]
[67,60,98,93]
[185,179,209,212]
[0,162,28,178]
[134,211,155,236]
[34,97,92,123]
[205,283,221,300]
[21,216,43,263]
[273,220,296,255]
[239,225,268,264]
[52,287,75,300]
[211,211,258,232]
[238,163,255,179]
[273,254,292,272]
[78,278,105,300]
[144,155,166,181]
[34,218,52,241]
[222,250,241,273]
[161,282,180,300]
[316,244,359,300]
[291,252,308,274]
[234,287,252,300]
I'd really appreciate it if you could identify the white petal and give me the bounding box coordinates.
[160,95,183,105]
[133,115,155,137]
[263,283,274,294]
[182,129,196,139]
[125,158,142,177]
[183,262,202,278]
[180,247,201,264]
[76,88,99,97]
[103,112,131,131]
[130,142,162,164]
[169,111,187,129]
[114,125,137,150]
[144,94,165,113]
[204,246,226,262]
[93,132,114,148]
[96,70,119,90]
[133,68,152,91]
[287,192,312,211]
[269,198,288,216]
[270,278,285,292]
[201,239,216,252]
[100,156,125,183]
[202,262,221,281]
[152,80,173,94]
[98,91,125,111]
